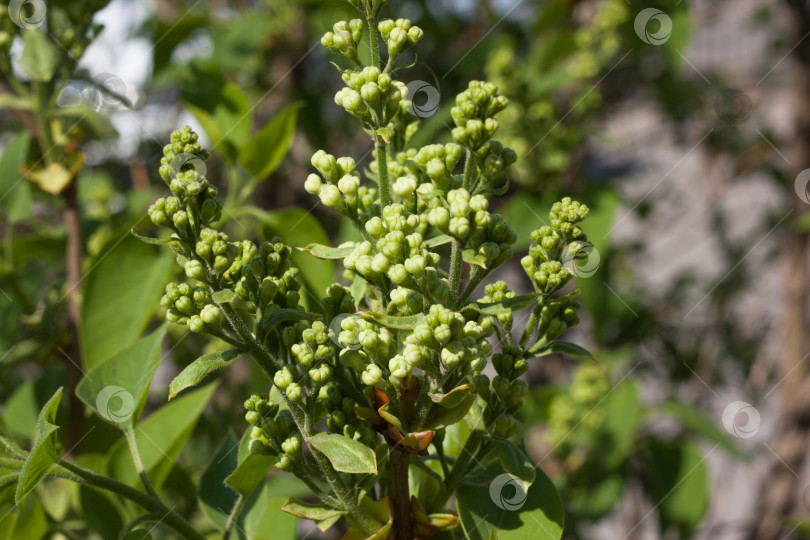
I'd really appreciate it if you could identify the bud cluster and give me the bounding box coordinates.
[244,394,302,471]
[521,197,590,294]
[319,385,378,447]
[335,66,407,126]
[160,282,220,333]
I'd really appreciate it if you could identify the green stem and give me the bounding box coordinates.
[457,267,490,306]
[374,133,391,210]
[33,81,55,164]
[223,495,245,540]
[124,427,162,503]
[118,513,166,540]
[519,304,542,349]
[59,461,205,540]
[367,14,381,69]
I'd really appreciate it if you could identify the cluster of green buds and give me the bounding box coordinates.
[378,18,423,60]
[319,385,378,447]
[274,321,337,401]
[546,363,609,462]
[521,197,590,294]
[336,66,407,126]
[306,151,379,220]
[160,282,220,334]
[451,81,509,151]
[321,19,364,64]
[244,394,302,471]
[474,344,528,438]
[336,318,396,387]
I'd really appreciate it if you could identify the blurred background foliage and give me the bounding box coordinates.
[0,0,806,538]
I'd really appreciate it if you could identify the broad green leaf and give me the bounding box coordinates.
[281,497,346,521]
[490,438,536,493]
[19,29,57,82]
[662,400,743,458]
[77,326,165,428]
[8,498,48,540]
[528,341,594,360]
[260,208,334,309]
[106,384,217,490]
[225,453,276,498]
[81,236,173,369]
[600,380,643,467]
[457,465,563,540]
[464,293,541,315]
[0,132,33,222]
[243,489,297,540]
[1,365,64,441]
[199,432,240,530]
[361,312,425,330]
[169,349,240,400]
[309,433,377,474]
[569,473,624,518]
[299,243,355,259]
[15,388,62,505]
[430,384,474,408]
[644,439,709,536]
[239,102,304,180]
[79,486,124,540]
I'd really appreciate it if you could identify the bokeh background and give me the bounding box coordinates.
[1,0,809,538]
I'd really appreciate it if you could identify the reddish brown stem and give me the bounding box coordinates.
[390,449,413,540]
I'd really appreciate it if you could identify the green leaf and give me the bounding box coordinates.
[79,486,124,540]
[169,349,241,400]
[81,236,173,369]
[430,383,474,408]
[15,388,62,505]
[298,243,355,259]
[644,439,709,536]
[106,384,217,490]
[130,230,177,245]
[457,465,563,540]
[464,293,541,315]
[360,312,425,330]
[262,309,319,333]
[600,380,643,467]
[184,80,252,163]
[490,438,536,493]
[225,453,276,498]
[528,341,594,360]
[199,432,240,530]
[243,490,298,540]
[76,326,166,428]
[661,400,743,458]
[462,248,488,268]
[0,94,33,110]
[212,289,237,303]
[281,497,346,521]
[0,132,33,223]
[239,102,304,180]
[308,433,377,474]
[424,392,476,430]
[19,29,57,82]
[259,208,334,309]
[424,234,453,249]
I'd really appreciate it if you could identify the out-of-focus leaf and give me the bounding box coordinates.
[169,349,240,400]
[243,489,297,540]
[16,388,62,505]
[662,400,743,457]
[239,102,303,180]
[106,384,217,490]
[600,380,642,467]
[490,438,536,493]
[199,432,240,530]
[281,497,345,521]
[259,208,334,309]
[80,486,124,540]
[183,75,251,163]
[77,327,166,427]
[225,453,276,498]
[457,465,563,540]
[299,243,355,259]
[81,236,173,369]
[19,29,57,81]
[528,341,594,360]
[0,132,32,222]
[644,439,709,536]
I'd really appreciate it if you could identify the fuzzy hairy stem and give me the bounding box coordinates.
[374,133,391,210]
[447,239,463,309]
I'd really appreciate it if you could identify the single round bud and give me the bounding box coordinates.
[304,174,322,194]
